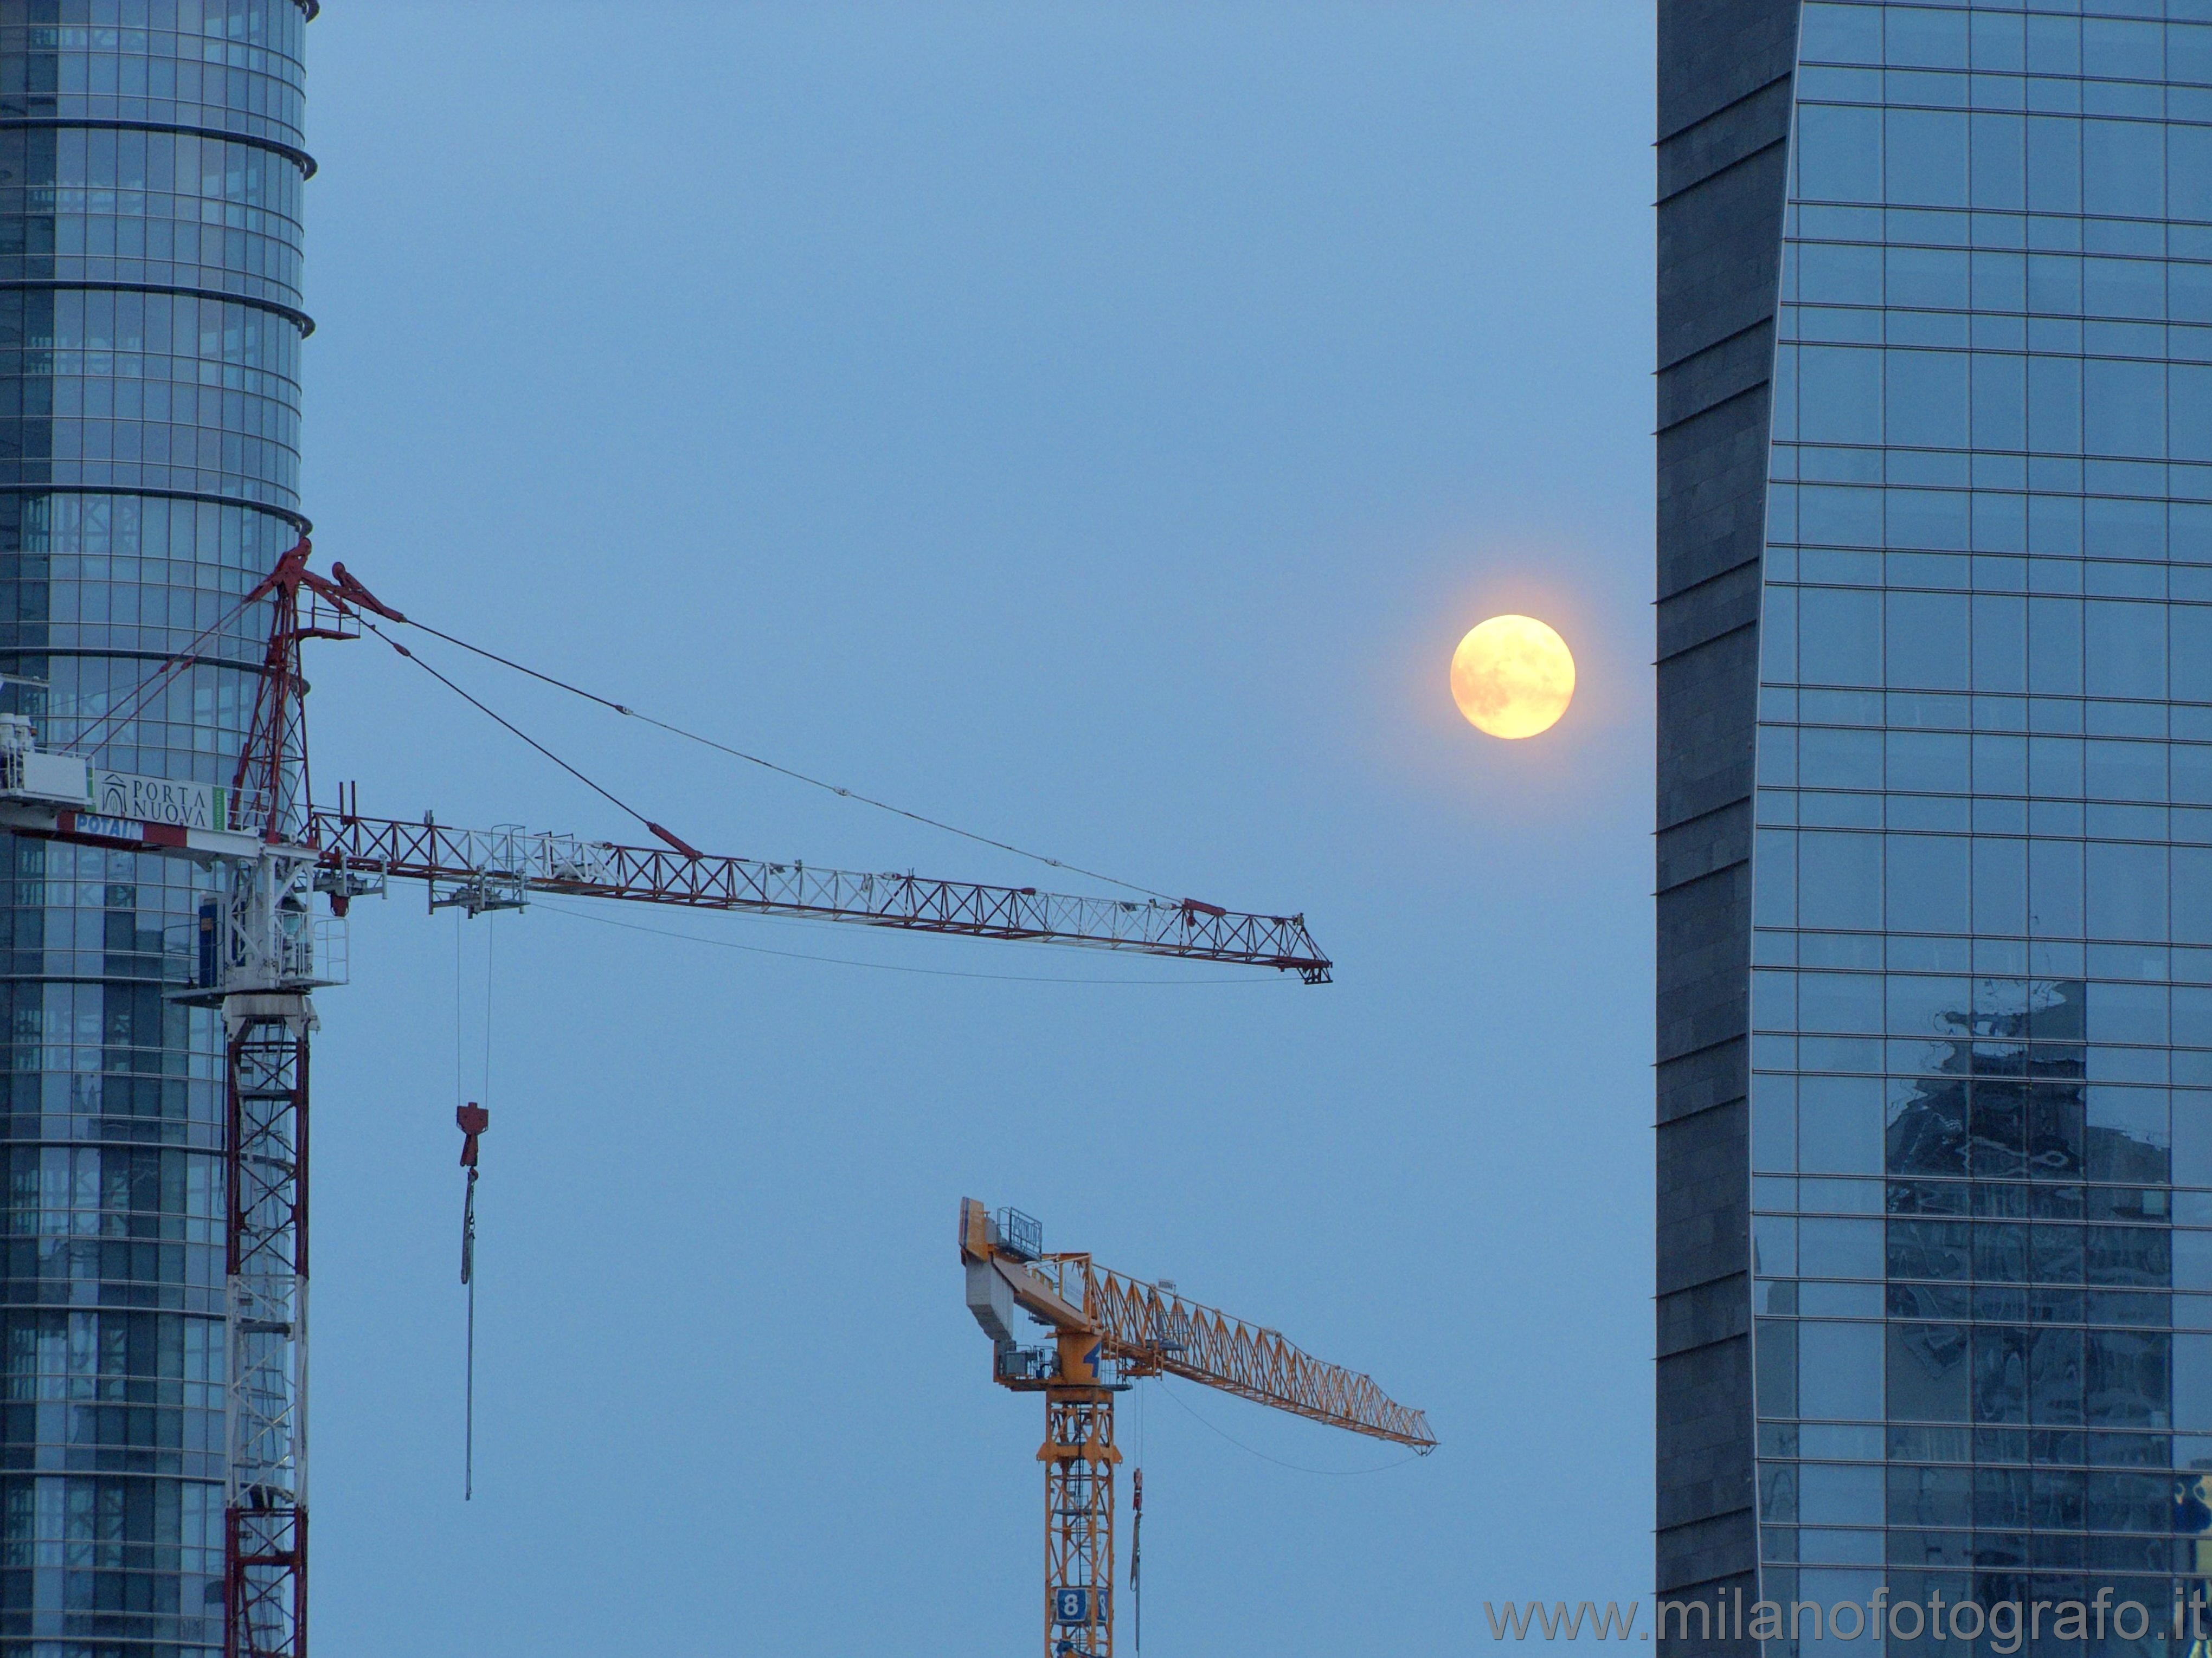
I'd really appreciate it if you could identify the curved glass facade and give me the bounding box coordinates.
[0,3,311,1653]
[1728,0,2212,1647]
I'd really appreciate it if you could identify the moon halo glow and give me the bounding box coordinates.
[1449,615,1576,739]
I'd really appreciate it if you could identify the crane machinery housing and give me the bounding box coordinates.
[959,1197,1435,1657]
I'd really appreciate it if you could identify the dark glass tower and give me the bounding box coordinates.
[1661,0,2212,1651]
[0,3,311,1652]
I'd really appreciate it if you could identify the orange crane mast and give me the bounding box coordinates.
[959,1198,1435,1657]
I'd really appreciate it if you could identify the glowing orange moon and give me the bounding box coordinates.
[1449,615,1575,739]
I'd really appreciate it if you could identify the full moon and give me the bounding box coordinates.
[1450,615,1576,739]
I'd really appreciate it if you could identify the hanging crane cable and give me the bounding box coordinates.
[456,1096,488,1500]
[327,571,1171,900]
[454,912,496,1501]
[1130,1464,1143,1653]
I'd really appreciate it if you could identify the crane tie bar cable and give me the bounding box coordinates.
[382,610,1173,901]
[361,618,676,846]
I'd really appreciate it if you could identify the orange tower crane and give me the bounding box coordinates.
[958,1198,1436,1656]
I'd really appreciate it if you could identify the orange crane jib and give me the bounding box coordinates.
[957,1197,1434,1658]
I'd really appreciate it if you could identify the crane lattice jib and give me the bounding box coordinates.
[1047,1256,1436,1450]
[306,812,1333,980]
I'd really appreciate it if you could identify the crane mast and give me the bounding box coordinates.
[0,544,1336,1658]
[959,1198,1433,1657]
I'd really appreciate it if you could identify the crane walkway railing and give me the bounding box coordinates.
[306,810,1333,980]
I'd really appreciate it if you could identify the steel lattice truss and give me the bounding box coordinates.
[1042,1398,1116,1658]
[307,812,1334,980]
[224,1011,310,1658]
[1044,1256,1437,1450]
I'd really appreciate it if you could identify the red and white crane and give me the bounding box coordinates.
[0,540,1333,1658]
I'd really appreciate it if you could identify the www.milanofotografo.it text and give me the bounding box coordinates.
[1484,1585,2212,1647]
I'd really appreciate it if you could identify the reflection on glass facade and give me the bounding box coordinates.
[1737,1,2212,1649]
[0,3,312,1653]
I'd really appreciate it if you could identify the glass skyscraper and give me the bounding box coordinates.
[0,3,313,1653]
[1662,1,2212,1651]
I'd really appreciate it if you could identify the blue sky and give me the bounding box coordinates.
[297,5,1655,1651]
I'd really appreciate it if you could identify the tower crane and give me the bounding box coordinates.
[0,540,1335,1658]
[958,1197,1435,1657]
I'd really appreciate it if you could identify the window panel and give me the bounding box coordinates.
[1973,1082,2029,1177]
[1887,247,1968,311]
[1973,353,2028,451]
[1887,489,1969,551]
[2180,1228,2212,1291]
[1886,591,1970,688]
[1800,485,1883,546]
[1801,346,1884,444]
[1800,104,1884,203]
[2084,1331,2170,1429]
[1803,1217,1885,1279]
[1803,726,1883,790]
[2027,114,2082,215]
[1801,587,1883,685]
[2174,125,2212,224]
[1889,1076,1970,1176]
[1802,1073,1885,1174]
[1888,6,1967,71]
[1756,1073,1801,1171]
[2086,496,2163,561]
[2179,1333,2212,1429]
[2085,738,2164,802]
[1802,241,1883,306]
[1971,113,2027,213]
[1803,830,1883,930]
[1887,350,1970,449]
[2030,494,2084,558]
[1888,835,1971,934]
[1975,1325,2030,1423]
[2082,256,2163,322]
[2029,355,2084,453]
[2175,364,2212,463]
[2178,848,2212,945]
[1889,1327,1971,1423]
[1975,731,2029,793]
[1888,730,1970,793]
[2185,265,2212,337]
[1975,837,2029,936]
[2084,599,2166,699]
[2087,842,2169,942]
[1888,974,1971,1037]
[2086,1088,2171,1183]
[2084,359,2166,460]
[1803,3,1881,65]
[1802,1321,1886,1421]
[2082,119,2163,221]
[2029,1326,2085,1427]
[1887,109,1970,209]
[2081,18,2161,83]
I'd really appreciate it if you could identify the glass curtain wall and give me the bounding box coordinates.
[0,3,310,1654]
